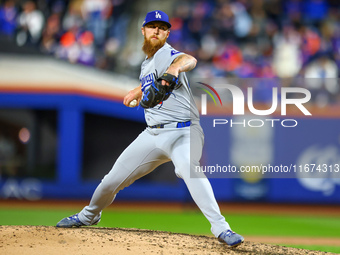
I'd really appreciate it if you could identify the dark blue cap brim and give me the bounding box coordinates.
[143,20,171,28]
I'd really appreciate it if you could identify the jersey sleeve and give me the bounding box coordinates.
[154,45,185,76]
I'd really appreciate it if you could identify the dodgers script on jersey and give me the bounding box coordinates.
[140,43,200,126]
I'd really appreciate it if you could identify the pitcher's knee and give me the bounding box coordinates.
[99,176,122,194]
[174,159,205,179]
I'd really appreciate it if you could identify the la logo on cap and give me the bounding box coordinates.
[155,11,161,18]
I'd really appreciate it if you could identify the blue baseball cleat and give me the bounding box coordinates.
[218,229,244,247]
[56,213,100,228]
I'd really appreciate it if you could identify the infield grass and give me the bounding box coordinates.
[0,207,339,253]
[285,245,340,254]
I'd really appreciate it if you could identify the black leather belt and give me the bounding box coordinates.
[149,121,191,129]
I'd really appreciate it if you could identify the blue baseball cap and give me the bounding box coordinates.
[142,10,171,28]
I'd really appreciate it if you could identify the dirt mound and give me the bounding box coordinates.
[0,225,335,255]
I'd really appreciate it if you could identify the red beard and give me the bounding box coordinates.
[142,35,167,57]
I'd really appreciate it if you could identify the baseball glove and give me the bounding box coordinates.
[140,73,180,109]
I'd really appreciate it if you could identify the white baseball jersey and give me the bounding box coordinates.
[139,43,200,126]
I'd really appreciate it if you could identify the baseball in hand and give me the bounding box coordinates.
[129,99,138,107]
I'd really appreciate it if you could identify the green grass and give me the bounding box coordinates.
[0,208,339,253]
[226,214,340,237]
[0,208,78,226]
[2,209,339,237]
[284,245,340,254]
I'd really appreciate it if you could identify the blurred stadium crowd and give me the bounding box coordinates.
[0,0,339,104]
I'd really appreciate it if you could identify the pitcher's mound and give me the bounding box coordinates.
[0,225,333,255]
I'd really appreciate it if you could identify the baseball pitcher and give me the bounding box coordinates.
[56,10,244,248]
